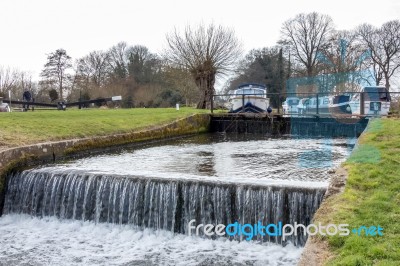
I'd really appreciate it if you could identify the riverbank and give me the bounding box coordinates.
[302,118,400,265]
[0,110,211,215]
[0,108,210,150]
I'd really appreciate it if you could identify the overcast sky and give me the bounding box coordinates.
[1,0,399,85]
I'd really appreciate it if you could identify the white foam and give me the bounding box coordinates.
[0,214,303,266]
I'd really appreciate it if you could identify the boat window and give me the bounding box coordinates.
[236,88,265,95]
[253,89,265,95]
[379,91,391,101]
[287,98,299,106]
[333,95,350,104]
[323,98,329,104]
[236,89,252,95]
[364,87,390,101]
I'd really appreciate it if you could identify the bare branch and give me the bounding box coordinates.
[280,12,334,77]
[164,23,242,108]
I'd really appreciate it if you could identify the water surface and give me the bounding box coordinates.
[44,134,355,188]
[0,134,355,265]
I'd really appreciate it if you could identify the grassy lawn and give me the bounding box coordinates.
[315,118,400,265]
[0,107,210,148]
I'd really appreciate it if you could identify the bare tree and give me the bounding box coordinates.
[17,72,36,99]
[280,12,334,77]
[316,30,373,92]
[0,66,18,96]
[76,50,110,89]
[318,31,362,73]
[127,45,152,64]
[165,23,242,109]
[0,66,38,100]
[107,42,130,79]
[357,20,400,89]
[40,49,72,100]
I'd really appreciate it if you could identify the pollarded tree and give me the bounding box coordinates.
[165,23,242,109]
[40,49,72,100]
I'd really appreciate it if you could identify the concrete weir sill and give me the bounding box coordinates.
[0,114,211,215]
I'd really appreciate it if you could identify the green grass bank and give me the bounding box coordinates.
[0,108,212,214]
[0,107,210,149]
[313,118,400,265]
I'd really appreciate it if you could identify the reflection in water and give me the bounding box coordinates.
[195,151,216,175]
[43,133,355,188]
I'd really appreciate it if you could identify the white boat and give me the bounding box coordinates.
[228,84,270,113]
[304,96,329,114]
[297,98,309,114]
[282,97,299,114]
[296,95,351,115]
[349,86,391,116]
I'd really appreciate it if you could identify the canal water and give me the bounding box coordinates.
[0,134,355,265]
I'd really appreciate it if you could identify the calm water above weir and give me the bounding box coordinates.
[0,134,355,266]
[37,134,354,187]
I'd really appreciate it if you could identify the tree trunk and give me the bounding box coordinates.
[195,71,215,109]
[59,86,63,101]
[384,73,390,90]
[59,77,64,101]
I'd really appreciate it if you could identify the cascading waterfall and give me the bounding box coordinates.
[4,169,325,246]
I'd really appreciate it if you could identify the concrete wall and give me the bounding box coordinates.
[0,114,210,215]
[210,114,369,138]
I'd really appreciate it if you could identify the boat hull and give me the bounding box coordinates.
[349,101,390,116]
[229,96,270,113]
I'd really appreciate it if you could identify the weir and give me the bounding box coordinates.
[4,169,325,246]
[0,115,362,255]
